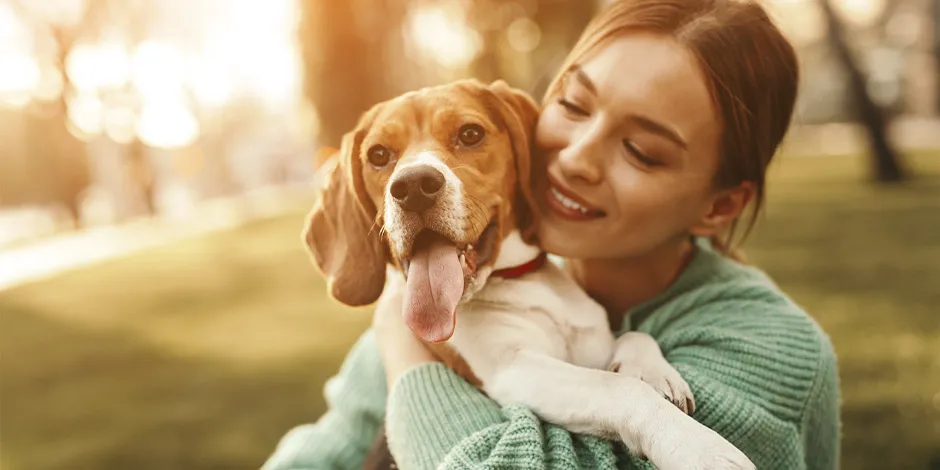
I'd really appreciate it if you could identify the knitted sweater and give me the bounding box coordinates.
[262,239,841,470]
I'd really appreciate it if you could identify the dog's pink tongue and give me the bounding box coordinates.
[404,235,463,343]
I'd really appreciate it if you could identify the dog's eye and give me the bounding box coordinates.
[457,124,485,147]
[366,145,392,167]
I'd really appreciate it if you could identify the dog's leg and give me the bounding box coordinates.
[607,332,696,415]
[362,427,397,470]
[483,349,754,470]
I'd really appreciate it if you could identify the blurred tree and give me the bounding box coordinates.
[297,0,411,147]
[935,0,940,114]
[9,0,164,222]
[467,0,595,95]
[819,0,907,182]
[298,0,596,147]
[529,0,596,96]
[4,0,103,226]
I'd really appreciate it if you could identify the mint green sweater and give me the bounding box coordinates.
[263,239,841,469]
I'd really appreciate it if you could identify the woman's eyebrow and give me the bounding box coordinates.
[567,65,686,149]
[568,65,598,95]
[626,114,688,149]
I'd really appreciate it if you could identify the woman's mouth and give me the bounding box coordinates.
[545,182,606,221]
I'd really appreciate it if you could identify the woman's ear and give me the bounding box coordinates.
[689,182,754,237]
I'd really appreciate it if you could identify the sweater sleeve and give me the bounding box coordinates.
[385,363,631,470]
[646,299,840,470]
[262,330,388,470]
[385,299,838,470]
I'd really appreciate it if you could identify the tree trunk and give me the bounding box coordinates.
[530,0,596,97]
[934,0,940,114]
[820,0,906,182]
[298,0,407,148]
[126,140,157,216]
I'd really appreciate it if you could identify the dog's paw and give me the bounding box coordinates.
[608,333,695,414]
[645,409,756,470]
[670,428,755,470]
[612,360,695,414]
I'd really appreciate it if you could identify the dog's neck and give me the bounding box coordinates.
[459,230,544,300]
[492,231,542,271]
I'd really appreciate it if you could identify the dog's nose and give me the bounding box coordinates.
[390,165,445,213]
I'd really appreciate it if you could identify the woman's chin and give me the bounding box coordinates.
[536,220,597,258]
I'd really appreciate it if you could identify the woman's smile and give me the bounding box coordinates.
[544,175,606,222]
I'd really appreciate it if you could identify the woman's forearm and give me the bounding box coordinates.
[380,338,437,389]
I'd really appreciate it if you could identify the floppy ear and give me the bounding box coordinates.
[302,120,387,307]
[487,80,541,244]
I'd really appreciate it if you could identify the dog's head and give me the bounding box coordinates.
[304,79,540,342]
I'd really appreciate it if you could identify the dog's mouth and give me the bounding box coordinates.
[400,222,498,343]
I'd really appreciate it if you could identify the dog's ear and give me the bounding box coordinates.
[303,111,387,307]
[487,80,541,244]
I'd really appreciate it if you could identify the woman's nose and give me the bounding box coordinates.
[557,124,605,185]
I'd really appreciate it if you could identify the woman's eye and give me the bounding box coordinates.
[623,140,660,167]
[557,99,588,117]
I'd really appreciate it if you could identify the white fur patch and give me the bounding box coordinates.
[492,230,541,270]
[382,151,466,257]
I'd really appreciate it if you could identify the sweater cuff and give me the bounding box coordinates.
[385,363,504,469]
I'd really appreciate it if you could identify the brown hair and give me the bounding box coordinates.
[543,0,799,261]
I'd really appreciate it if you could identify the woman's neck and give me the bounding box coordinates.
[566,237,696,329]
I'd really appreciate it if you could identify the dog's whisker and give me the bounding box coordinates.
[369,216,387,239]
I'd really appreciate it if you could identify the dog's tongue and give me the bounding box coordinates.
[404,233,463,343]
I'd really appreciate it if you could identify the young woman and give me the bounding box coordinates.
[264,0,840,468]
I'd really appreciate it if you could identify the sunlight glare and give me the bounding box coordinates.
[104,105,138,144]
[0,55,40,108]
[33,64,65,102]
[66,42,131,92]
[67,92,104,137]
[137,102,200,149]
[408,5,481,69]
[834,0,885,26]
[188,60,232,108]
[132,40,186,102]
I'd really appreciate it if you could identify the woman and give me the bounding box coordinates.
[264,0,840,468]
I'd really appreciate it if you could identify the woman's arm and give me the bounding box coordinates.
[648,299,841,470]
[381,300,838,470]
[261,330,388,470]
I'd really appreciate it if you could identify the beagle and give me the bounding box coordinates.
[304,79,754,470]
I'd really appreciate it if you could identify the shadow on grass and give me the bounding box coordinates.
[0,299,348,470]
[0,215,373,470]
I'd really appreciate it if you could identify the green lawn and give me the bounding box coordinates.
[1,153,938,470]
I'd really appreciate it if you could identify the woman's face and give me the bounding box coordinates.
[534,33,734,259]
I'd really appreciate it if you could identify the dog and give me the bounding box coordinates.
[303,79,755,470]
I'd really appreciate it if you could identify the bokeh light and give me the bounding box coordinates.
[66,92,104,137]
[407,4,482,69]
[506,17,542,53]
[137,102,200,149]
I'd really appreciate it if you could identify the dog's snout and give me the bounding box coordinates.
[390,165,445,212]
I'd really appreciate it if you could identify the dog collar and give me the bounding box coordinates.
[490,252,548,279]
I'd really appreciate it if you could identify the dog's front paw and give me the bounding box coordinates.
[665,421,755,470]
[642,406,755,470]
[608,333,695,414]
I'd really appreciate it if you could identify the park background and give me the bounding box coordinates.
[0,0,938,468]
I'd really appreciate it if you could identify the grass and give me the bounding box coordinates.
[746,151,940,470]
[1,152,938,470]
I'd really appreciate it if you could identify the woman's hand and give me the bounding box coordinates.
[372,279,438,389]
